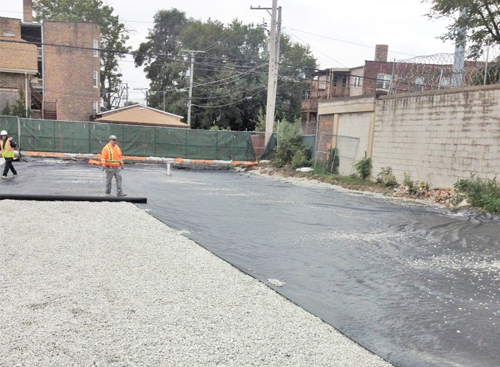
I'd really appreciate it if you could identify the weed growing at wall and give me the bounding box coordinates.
[453,175,500,213]
[376,167,398,187]
[403,173,418,195]
[353,153,372,180]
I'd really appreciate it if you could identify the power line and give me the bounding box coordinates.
[285,30,346,68]
[192,64,267,88]
[191,88,267,108]
[285,27,417,57]
[190,84,267,100]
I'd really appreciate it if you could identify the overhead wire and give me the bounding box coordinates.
[191,88,267,108]
[284,29,346,68]
[285,27,417,57]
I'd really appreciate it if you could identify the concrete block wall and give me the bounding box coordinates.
[337,112,372,175]
[372,86,500,188]
[317,95,376,174]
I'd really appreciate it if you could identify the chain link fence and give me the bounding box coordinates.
[314,132,359,174]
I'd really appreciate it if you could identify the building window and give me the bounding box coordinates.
[414,77,425,91]
[93,39,99,58]
[93,71,99,88]
[377,73,392,90]
[93,101,99,114]
[352,76,361,88]
[3,31,15,37]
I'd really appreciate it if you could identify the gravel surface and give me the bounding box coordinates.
[0,200,392,367]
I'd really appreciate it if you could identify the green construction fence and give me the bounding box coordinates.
[0,116,316,161]
[0,116,259,161]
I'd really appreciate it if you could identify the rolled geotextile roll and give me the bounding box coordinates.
[0,194,147,204]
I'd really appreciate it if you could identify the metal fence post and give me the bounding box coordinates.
[153,127,156,157]
[88,122,92,154]
[17,116,21,149]
[215,131,219,160]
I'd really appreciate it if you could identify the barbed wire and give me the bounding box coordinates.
[380,45,500,95]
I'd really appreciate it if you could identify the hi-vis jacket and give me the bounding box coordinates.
[101,143,124,167]
[1,137,16,158]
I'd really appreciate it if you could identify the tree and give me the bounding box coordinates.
[134,9,189,117]
[276,34,316,123]
[33,0,129,109]
[134,9,317,131]
[1,90,30,117]
[425,0,500,58]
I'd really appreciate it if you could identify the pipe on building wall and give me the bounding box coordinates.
[24,71,29,116]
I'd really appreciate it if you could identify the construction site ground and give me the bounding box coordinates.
[1,159,499,367]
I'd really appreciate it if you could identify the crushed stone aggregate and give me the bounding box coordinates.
[0,200,392,367]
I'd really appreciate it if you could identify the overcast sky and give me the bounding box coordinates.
[2,0,456,102]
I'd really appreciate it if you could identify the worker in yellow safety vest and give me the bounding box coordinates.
[101,135,126,197]
[1,130,18,179]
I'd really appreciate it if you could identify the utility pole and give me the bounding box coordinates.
[271,6,282,121]
[251,1,279,145]
[182,50,205,127]
[133,87,149,105]
[451,8,467,88]
[124,83,129,105]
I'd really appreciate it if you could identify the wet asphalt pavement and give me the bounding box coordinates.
[2,160,500,367]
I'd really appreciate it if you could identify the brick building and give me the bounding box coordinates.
[0,0,101,121]
[0,16,38,113]
[300,45,482,134]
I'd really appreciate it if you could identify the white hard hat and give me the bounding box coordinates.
[0,130,7,136]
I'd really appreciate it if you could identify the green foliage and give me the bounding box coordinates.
[271,121,306,168]
[254,109,278,132]
[353,153,372,180]
[425,0,500,59]
[1,90,30,118]
[314,147,340,174]
[209,125,230,131]
[134,10,317,130]
[291,148,312,169]
[376,167,398,187]
[34,0,130,109]
[403,173,418,194]
[454,175,500,213]
[1,103,11,116]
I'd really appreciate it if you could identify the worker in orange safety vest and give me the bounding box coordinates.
[101,135,126,197]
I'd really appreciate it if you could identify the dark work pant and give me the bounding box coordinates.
[3,158,17,177]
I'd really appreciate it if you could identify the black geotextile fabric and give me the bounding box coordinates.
[2,161,500,367]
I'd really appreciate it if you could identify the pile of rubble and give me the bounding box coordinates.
[392,186,462,206]
[251,165,471,209]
